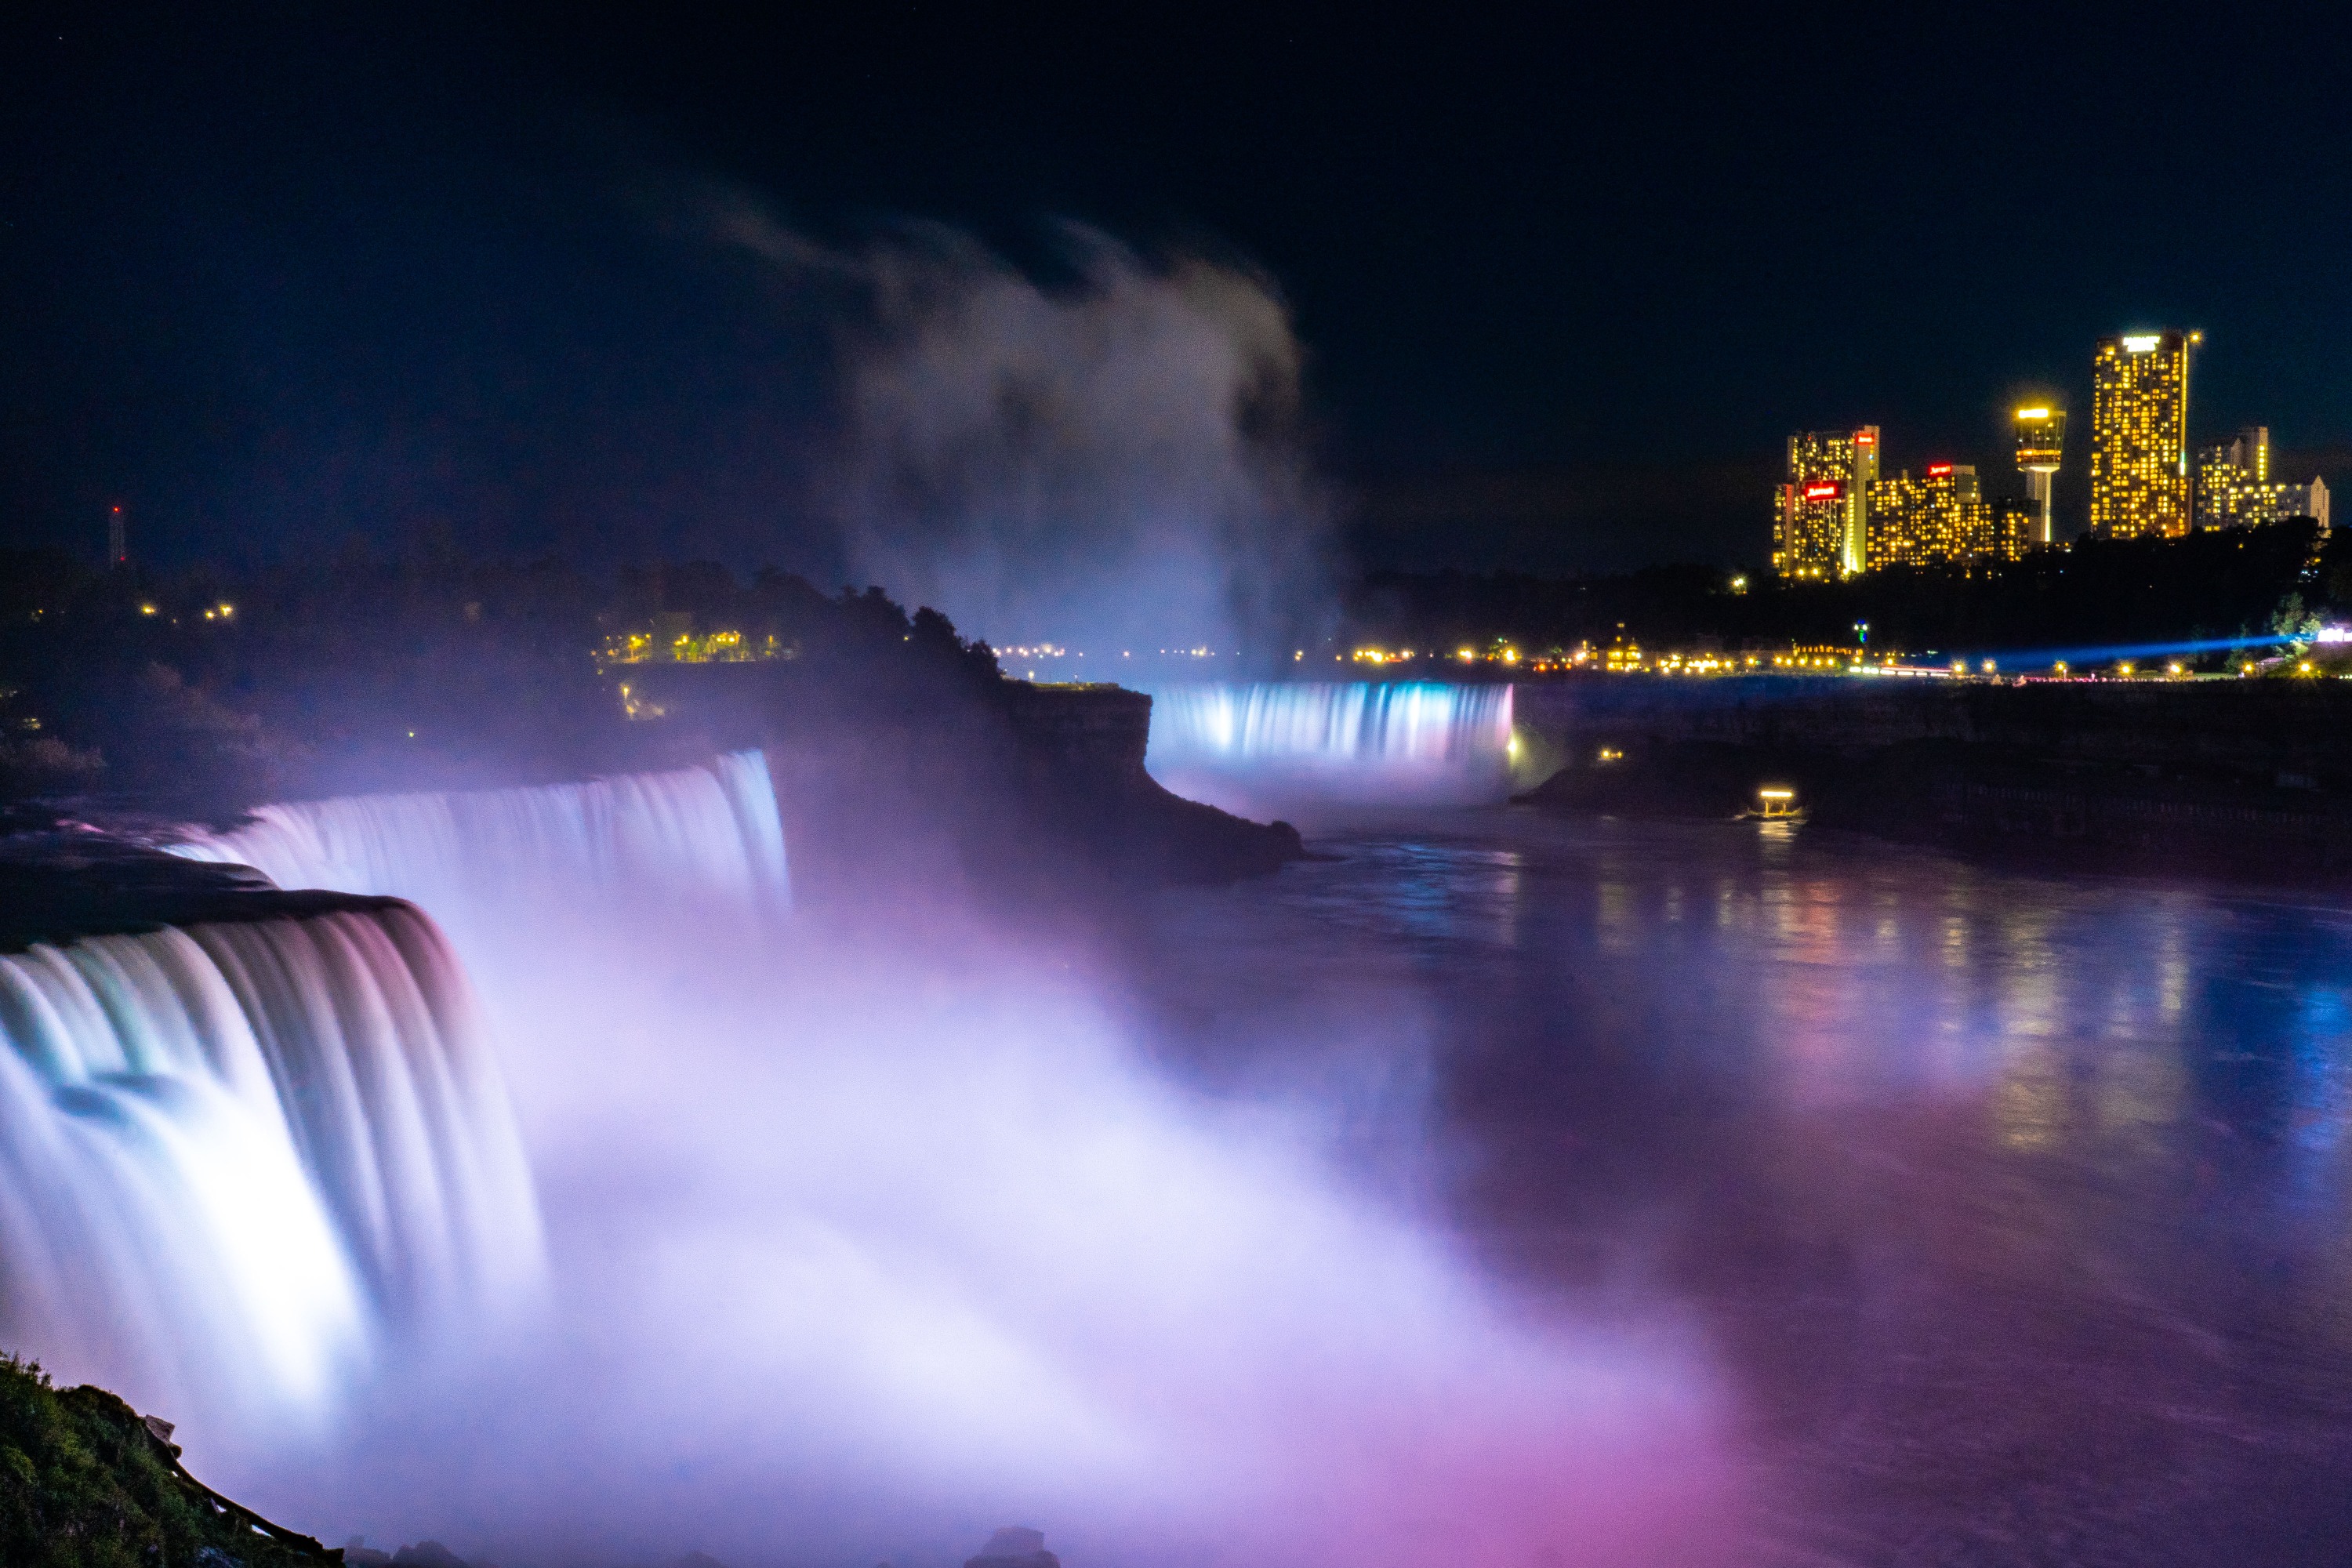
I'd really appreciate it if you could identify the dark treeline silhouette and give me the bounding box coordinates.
[10,519,2344,811]
[0,547,998,811]
[1348,520,2348,661]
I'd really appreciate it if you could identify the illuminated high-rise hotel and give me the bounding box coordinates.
[1773,426,1878,578]
[2196,426,2268,528]
[1866,463,1998,567]
[2013,407,2064,544]
[2198,426,2332,530]
[2089,331,2196,539]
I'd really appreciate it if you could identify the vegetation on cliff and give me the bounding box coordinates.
[0,1355,336,1566]
[0,548,998,811]
[0,548,1298,887]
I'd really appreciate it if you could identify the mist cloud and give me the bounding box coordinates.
[724,209,1333,661]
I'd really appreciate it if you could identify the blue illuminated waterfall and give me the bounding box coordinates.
[0,753,789,1431]
[1144,682,1515,811]
[0,904,539,1426]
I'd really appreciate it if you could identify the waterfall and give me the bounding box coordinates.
[172,751,790,946]
[1143,682,1515,810]
[33,743,1733,1563]
[0,904,539,1426]
[0,753,785,1431]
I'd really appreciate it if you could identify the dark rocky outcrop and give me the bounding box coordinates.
[3,555,1301,898]
[387,1544,471,1568]
[624,662,1304,899]
[964,1525,1061,1568]
[0,1355,339,1567]
[0,826,406,955]
[0,561,1298,902]
[997,683,1304,886]
[339,1537,505,1568]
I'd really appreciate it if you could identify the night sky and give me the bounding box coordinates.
[7,3,2351,576]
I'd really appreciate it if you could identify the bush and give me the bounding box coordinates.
[0,1354,337,1567]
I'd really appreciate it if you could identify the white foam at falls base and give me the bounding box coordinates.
[0,908,540,1428]
[1142,682,1514,811]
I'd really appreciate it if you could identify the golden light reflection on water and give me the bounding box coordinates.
[1595,878,1635,954]
[1991,1038,2068,1149]
[2156,912,2191,1019]
[1766,872,2223,1164]
[2092,1044,2187,1139]
[1332,823,2339,1191]
[1491,850,1523,949]
[1232,816,2352,1552]
[1722,847,2233,1149]
[1940,913,1970,971]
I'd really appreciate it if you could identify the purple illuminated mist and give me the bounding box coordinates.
[137,756,1738,1566]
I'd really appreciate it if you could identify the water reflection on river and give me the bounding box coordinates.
[1132,810,2352,1565]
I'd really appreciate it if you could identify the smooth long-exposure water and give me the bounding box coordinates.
[1126,808,2352,1565]
[154,764,1726,1568]
[32,749,2351,1564]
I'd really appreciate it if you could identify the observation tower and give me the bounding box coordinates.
[2013,406,2065,545]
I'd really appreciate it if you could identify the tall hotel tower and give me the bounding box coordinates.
[1773,426,1878,578]
[2089,331,2197,539]
[2013,407,2064,544]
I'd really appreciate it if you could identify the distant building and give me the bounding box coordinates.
[2197,426,2331,530]
[1773,426,1878,579]
[107,506,125,567]
[1866,464,1997,567]
[2089,331,2196,539]
[1993,496,2042,560]
[2196,427,2267,526]
[2013,407,2064,544]
[2288,477,2332,531]
[2217,425,2272,485]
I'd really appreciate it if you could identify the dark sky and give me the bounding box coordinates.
[6,3,2351,576]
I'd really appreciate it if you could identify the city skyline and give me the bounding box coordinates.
[1777,327,2331,576]
[7,10,2352,581]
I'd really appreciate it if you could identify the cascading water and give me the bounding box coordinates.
[0,762,786,1438]
[104,743,1722,1566]
[1142,681,1515,813]
[0,904,539,1428]
[173,750,790,947]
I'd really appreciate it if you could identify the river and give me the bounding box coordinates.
[37,757,2352,1564]
[1129,807,2352,1565]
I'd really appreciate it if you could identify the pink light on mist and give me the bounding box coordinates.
[184,761,1737,1567]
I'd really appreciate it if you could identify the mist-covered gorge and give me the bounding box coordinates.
[0,737,1730,1567]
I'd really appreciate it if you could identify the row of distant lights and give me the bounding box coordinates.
[1010,645,1242,678]
[1352,647,1527,664]
[114,600,2352,681]
[1000,648,1239,659]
